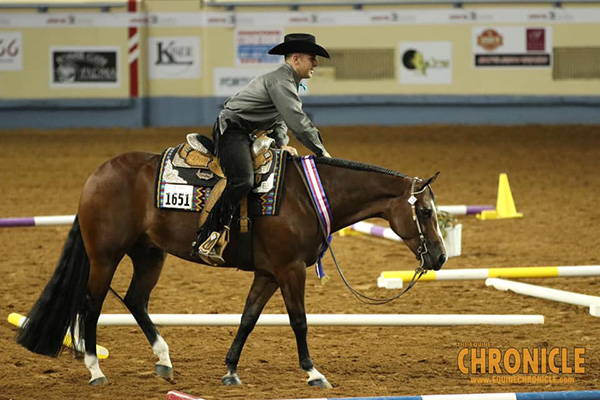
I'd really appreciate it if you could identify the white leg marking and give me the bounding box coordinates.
[152,335,172,368]
[85,353,106,382]
[306,367,326,382]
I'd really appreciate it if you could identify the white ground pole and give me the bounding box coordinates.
[34,215,76,225]
[588,305,600,317]
[486,278,600,317]
[96,313,544,326]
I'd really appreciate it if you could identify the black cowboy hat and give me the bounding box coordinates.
[268,33,330,59]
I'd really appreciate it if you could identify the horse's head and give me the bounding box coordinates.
[390,172,447,271]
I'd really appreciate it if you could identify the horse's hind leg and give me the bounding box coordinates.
[125,246,173,381]
[84,254,123,385]
[223,272,278,386]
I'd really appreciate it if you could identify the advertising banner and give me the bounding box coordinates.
[213,67,272,97]
[148,36,201,80]
[235,28,283,65]
[472,26,552,68]
[51,47,120,87]
[0,31,23,71]
[398,41,452,85]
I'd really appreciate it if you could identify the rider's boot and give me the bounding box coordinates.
[196,226,230,266]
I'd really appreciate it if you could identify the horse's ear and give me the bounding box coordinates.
[419,171,440,190]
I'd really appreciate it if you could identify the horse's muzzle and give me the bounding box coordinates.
[434,253,447,270]
[423,251,447,271]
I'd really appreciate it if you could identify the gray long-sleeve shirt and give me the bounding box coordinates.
[223,62,327,157]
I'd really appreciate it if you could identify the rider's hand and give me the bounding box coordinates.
[281,145,298,156]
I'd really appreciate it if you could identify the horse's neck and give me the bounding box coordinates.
[318,164,409,232]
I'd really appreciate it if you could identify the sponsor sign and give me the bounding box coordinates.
[213,67,272,97]
[0,31,22,71]
[456,342,586,385]
[367,11,415,24]
[472,26,552,68]
[448,11,477,22]
[148,37,201,79]
[235,28,283,65]
[398,41,452,85]
[526,28,546,51]
[46,15,76,25]
[2,9,600,29]
[477,29,503,51]
[50,47,119,87]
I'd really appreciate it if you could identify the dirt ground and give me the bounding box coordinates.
[0,125,599,400]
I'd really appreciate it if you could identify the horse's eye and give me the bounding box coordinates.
[420,208,433,218]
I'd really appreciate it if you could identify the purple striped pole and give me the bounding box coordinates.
[0,215,76,228]
[0,205,494,229]
[350,221,402,241]
[0,217,36,227]
[437,205,494,215]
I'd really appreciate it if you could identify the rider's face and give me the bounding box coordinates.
[291,53,319,79]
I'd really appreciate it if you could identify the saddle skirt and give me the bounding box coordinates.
[155,133,287,217]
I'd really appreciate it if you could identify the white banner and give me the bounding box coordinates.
[2,9,600,28]
[213,67,273,97]
[148,37,201,79]
[0,31,23,71]
[398,41,452,85]
[472,26,552,68]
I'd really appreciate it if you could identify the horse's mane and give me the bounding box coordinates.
[314,157,406,178]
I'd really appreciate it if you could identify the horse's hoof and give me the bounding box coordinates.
[308,378,332,389]
[222,373,242,386]
[155,364,174,382]
[89,376,108,386]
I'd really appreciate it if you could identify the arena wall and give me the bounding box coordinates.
[1,0,599,128]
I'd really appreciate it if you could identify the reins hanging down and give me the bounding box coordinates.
[293,157,426,305]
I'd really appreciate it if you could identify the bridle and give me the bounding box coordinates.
[293,159,432,305]
[409,177,431,269]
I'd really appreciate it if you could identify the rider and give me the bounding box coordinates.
[192,33,332,265]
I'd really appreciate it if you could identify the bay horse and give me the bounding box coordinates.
[16,146,446,388]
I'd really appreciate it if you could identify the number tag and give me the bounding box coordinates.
[163,184,193,210]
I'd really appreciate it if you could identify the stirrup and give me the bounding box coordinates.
[196,227,230,266]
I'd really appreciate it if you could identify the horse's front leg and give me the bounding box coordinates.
[223,272,278,386]
[278,263,332,389]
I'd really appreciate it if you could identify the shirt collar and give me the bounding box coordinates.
[282,62,302,88]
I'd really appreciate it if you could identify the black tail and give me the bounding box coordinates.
[16,216,90,357]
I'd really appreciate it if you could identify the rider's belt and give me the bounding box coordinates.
[216,109,254,136]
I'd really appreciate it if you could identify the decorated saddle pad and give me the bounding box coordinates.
[155,144,287,217]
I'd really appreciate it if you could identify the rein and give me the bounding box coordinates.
[293,158,426,305]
